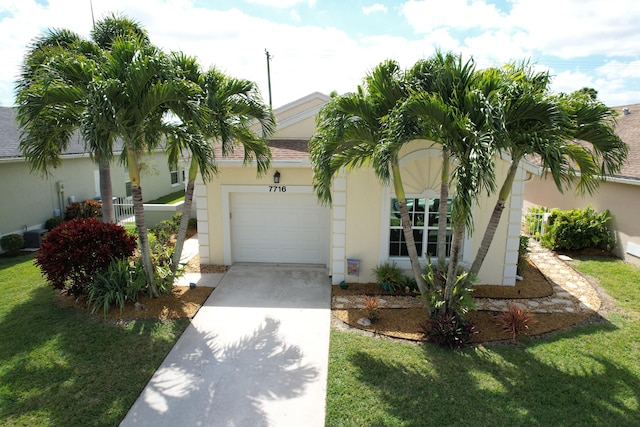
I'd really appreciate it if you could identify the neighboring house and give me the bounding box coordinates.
[0,107,188,238]
[197,92,533,286]
[525,104,640,265]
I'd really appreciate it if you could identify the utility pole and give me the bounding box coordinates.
[265,49,273,108]
[90,0,95,28]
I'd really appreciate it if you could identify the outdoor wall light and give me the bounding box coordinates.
[273,171,281,184]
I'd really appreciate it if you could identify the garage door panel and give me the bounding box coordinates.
[230,192,329,264]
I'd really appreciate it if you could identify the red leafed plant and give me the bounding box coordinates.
[496,304,536,342]
[35,218,137,295]
[363,295,381,323]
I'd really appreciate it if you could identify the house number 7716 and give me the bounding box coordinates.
[268,185,287,192]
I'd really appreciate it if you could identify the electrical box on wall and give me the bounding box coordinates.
[57,181,65,192]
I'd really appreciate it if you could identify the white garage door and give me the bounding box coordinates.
[230,192,330,264]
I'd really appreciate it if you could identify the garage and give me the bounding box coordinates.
[229,191,330,265]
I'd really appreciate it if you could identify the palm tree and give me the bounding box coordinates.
[166,56,274,272]
[97,36,202,296]
[395,52,499,313]
[16,15,150,223]
[468,65,628,276]
[309,59,431,296]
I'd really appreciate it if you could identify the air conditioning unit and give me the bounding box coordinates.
[23,229,48,249]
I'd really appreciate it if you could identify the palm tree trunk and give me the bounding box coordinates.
[443,220,464,315]
[97,155,115,223]
[437,149,450,270]
[391,161,429,296]
[469,159,520,275]
[171,158,197,274]
[127,149,158,297]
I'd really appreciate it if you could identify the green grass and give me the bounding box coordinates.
[145,190,185,205]
[0,254,189,426]
[326,255,640,426]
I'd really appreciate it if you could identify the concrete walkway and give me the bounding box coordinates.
[120,264,332,427]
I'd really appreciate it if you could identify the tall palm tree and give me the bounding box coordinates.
[16,15,150,223]
[97,36,202,296]
[395,52,499,314]
[166,56,274,272]
[310,60,432,295]
[468,65,628,276]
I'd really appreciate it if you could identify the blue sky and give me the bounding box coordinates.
[1,0,639,108]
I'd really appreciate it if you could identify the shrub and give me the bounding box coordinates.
[541,206,614,251]
[64,200,102,221]
[87,258,146,316]
[420,314,477,349]
[362,295,380,323]
[35,218,137,294]
[373,261,404,292]
[0,234,24,256]
[517,235,530,276]
[496,305,536,342]
[44,217,64,230]
[151,219,179,247]
[422,263,476,320]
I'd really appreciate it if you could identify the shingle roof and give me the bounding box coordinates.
[614,104,640,180]
[214,139,310,161]
[0,106,89,160]
[525,104,640,182]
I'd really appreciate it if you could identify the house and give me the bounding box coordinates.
[525,104,640,265]
[0,107,188,238]
[196,92,531,286]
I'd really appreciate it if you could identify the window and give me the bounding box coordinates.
[170,170,179,186]
[389,197,452,259]
[125,181,132,198]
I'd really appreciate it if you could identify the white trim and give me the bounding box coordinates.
[221,184,319,265]
[273,92,330,115]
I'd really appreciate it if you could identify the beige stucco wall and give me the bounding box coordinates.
[201,140,524,286]
[200,164,317,265]
[0,151,186,236]
[525,175,640,265]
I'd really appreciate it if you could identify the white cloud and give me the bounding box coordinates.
[243,0,306,7]
[290,9,301,22]
[1,0,638,108]
[362,3,388,15]
[402,0,506,31]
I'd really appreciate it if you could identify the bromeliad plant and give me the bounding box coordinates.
[362,295,381,323]
[373,261,404,293]
[87,257,146,316]
[496,304,536,342]
[420,262,478,348]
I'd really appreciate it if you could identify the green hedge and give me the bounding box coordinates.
[542,206,614,251]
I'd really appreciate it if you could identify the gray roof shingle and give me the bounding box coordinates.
[0,106,88,160]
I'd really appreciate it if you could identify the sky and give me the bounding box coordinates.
[1,0,639,109]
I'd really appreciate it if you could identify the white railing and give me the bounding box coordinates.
[522,210,551,241]
[113,196,135,225]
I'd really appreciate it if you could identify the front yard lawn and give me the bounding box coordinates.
[326,255,640,426]
[0,254,188,427]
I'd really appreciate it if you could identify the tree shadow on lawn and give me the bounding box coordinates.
[347,319,640,427]
[0,284,188,427]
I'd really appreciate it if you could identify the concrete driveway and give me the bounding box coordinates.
[120,264,332,427]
